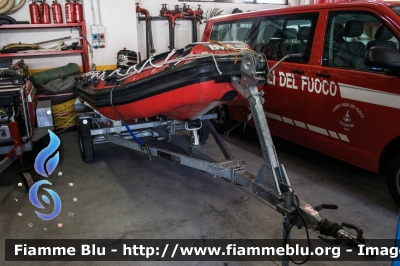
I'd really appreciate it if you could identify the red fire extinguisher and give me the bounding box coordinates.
[52,0,63,24]
[38,0,51,24]
[65,0,75,23]
[74,0,83,23]
[29,0,41,24]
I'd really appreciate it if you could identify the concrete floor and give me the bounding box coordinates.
[0,126,397,266]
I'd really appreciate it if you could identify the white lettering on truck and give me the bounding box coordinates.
[271,72,338,96]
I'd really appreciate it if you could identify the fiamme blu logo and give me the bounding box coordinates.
[29,130,62,221]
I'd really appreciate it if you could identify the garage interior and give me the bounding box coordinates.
[0,0,399,266]
[1,126,396,266]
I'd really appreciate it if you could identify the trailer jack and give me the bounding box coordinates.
[77,52,370,265]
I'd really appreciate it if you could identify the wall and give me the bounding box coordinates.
[1,0,285,72]
[82,0,138,70]
[136,1,283,60]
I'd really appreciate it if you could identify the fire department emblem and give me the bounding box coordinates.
[343,110,351,123]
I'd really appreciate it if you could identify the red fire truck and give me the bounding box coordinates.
[201,1,400,206]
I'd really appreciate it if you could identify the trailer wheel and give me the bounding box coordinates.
[79,134,93,162]
[387,152,400,207]
[78,117,94,162]
[210,105,231,133]
[198,120,209,144]
[20,172,34,192]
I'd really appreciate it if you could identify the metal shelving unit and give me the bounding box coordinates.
[0,22,90,72]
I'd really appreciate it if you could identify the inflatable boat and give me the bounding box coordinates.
[76,42,257,121]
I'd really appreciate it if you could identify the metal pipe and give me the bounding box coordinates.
[169,21,174,51]
[19,88,30,139]
[146,17,155,57]
[136,4,155,58]
[161,10,183,51]
[191,18,197,43]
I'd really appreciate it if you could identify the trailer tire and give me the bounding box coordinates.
[20,172,33,192]
[199,120,209,144]
[387,152,400,207]
[78,117,94,162]
[210,105,231,133]
[79,134,93,162]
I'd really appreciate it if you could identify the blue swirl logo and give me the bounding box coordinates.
[29,180,62,221]
[30,130,62,221]
[34,130,60,177]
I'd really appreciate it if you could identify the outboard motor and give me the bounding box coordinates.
[117,48,138,69]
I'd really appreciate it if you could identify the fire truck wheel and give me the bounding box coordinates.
[387,152,400,207]
[210,105,231,133]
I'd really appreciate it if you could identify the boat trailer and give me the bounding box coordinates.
[77,52,370,264]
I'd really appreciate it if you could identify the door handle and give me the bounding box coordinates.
[291,68,304,74]
[316,71,331,78]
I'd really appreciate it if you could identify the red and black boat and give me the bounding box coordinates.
[76,41,258,122]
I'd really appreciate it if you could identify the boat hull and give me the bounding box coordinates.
[96,79,240,121]
[76,42,253,121]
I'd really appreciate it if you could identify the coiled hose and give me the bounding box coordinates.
[0,0,26,15]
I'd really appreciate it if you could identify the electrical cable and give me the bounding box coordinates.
[90,0,97,26]
[97,0,102,26]
[52,98,77,134]
[282,187,311,265]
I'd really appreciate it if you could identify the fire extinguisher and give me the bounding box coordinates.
[74,0,83,22]
[52,0,63,24]
[29,0,41,24]
[38,0,51,24]
[65,0,75,23]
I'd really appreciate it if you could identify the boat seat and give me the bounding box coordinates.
[367,25,396,50]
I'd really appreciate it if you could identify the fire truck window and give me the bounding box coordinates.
[323,11,400,73]
[255,13,319,64]
[210,19,255,43]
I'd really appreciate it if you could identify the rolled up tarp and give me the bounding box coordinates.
[36,74,82,95]
[32,63,80,86]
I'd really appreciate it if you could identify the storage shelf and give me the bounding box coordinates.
[0,22,89,72]
[0,23,82,29]
[0,50,84,58]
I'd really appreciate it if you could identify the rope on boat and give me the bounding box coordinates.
[148,56,164,68]
[85,47,257,82]
[109,82,146,147]
[209,53,222,75]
